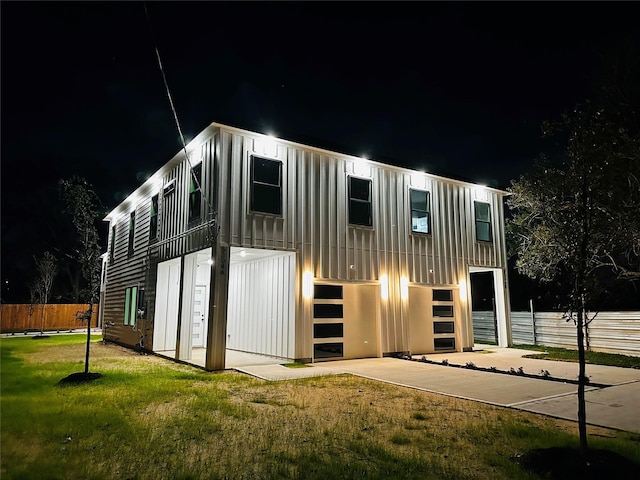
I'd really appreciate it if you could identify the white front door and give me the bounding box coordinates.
[192,285,207,347]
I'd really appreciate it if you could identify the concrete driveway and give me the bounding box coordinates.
[235,346,640,434]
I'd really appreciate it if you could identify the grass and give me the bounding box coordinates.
[515,344,640,369]
[2,335,639,480]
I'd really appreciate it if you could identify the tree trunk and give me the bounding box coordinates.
[84,303,92,374]
[576,305,588,456]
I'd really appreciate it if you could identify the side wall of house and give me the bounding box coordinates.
[102,129,219,347]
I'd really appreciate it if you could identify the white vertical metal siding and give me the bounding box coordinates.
[104,123,509,362]
[214,127,508,358]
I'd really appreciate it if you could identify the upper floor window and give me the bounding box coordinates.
[410,189,431,234]
[150,194,159,241]
[474,201,492,242]
[251,155,282,215]
[189,163,203,223]
[128,211,135,256]
[348,176,372,227]
[110,225,116,262]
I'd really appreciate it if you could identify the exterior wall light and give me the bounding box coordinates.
[302,271,314,299]
[264,135,278,157]
[459,279,467,302]
[380,274,389,300]
[400,276,409,300]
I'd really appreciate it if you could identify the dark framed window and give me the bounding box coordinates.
[433,305,454,317]
[410,189,431,234]
[348,176,372,226]
[110,225,116,262]
[251,155,282,215]
[313,323,344,338]
[189,163,203,223]
[434,338,456,351]
[163,180,175,197]
[433,289,453,302]
[313,304,344,319]
[128,211,135,256]
[314,284,343,299]
[314,342,344,359]
[474,201,492,242]
[124,286,138,326]
[149,194,159,241]
[433,322,455,334]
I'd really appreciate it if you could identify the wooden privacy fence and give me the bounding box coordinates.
[0,304,99,333]
[473,310,640,356]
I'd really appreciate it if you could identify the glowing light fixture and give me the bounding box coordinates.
[302,271,314,299]
[410,172,427,189]
[459,279,467,302]
[264,135,278,157]
[239,250,247,257]
[207,258,214,266]
[400,276,409,300]
[380,274,389,300]
[353,157,371,178]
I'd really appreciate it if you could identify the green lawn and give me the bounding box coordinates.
[1,335,639,479]
[515,344,640,369]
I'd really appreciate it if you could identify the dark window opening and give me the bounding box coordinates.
[150,195,159,241]
[251,156,282,215]
[314,323,344,338]
[433,322,455,334]
[314,342,344,359]
[189,163,203,222]
[410,189,431,234]
[313,303,344,319]
[433,305,454,317]
[110,225,116,262]
[314,284,343,299]
[128,211,135,256]
[474,201,492,242]
[432,289,453,302]
[163,180,175,196]
[434,338,456,351]
[348,176,372,226]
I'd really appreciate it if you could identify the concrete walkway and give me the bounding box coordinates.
[235,345,640,434]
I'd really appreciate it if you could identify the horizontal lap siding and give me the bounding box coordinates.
[104,134,218,349]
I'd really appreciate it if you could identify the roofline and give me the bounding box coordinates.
[210,122,510,195]
[105,121,509,222]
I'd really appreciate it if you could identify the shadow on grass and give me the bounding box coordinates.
[515,446,639,479]
[57,372,103,385]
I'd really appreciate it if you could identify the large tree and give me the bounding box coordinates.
[59,177,104,376]
[507,92,640,455]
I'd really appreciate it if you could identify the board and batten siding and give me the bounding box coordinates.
[214,126,508,357]
[103,123,508,361]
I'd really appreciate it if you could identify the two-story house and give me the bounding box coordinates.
[101,122,512,371]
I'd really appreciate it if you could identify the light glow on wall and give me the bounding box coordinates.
[400,276,409,300]
[380,274,389,300]
[353,158,372,178]
[410,172,427,189]
[302,271,314,299]
[264,135,278,157]
[459,279,468,302]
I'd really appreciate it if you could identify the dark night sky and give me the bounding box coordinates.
[2,1,640,303]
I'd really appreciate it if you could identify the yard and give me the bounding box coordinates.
[1,335,638,479]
